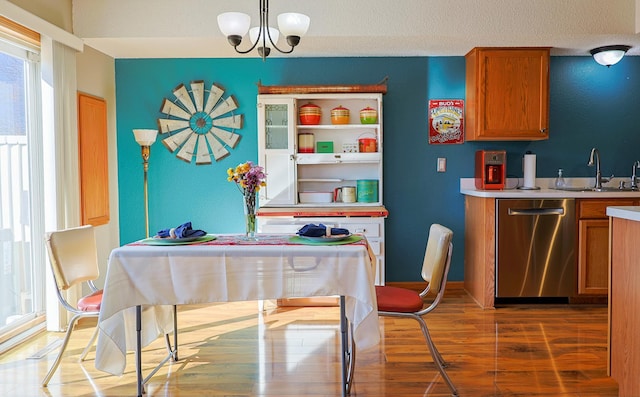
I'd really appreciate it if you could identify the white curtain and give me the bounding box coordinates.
[42,38,81,331]
[52,40,80,229]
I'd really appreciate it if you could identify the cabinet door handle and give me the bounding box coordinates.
[354,228,366,233]
[508,208,564,216]
[540,128,547,134]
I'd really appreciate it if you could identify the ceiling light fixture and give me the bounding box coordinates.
[217,0,310,61]
[590,45,631,67]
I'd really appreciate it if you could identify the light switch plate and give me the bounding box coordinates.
[437,157,446,172]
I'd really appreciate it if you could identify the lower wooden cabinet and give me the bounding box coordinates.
[577,199,638,296]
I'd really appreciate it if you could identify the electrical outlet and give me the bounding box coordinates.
[437,157,446,172]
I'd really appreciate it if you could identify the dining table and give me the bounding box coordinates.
[94,233,380,397]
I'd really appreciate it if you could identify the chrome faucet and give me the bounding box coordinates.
[587,148,612,190]
[631,160,640,190]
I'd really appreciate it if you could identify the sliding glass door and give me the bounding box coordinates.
[0,40,45,349]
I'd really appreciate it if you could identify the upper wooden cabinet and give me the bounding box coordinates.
[465,47,550,141]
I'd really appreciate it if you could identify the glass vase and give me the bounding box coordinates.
[243,193,257,240]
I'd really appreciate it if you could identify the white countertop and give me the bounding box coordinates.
[460,178,640,199]
[606,206,640,221]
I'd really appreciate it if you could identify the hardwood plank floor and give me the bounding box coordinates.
[0,286,618,396]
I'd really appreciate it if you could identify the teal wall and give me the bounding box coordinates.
[116,56,640,282]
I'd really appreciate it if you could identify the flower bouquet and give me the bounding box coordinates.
[227,161,266,239]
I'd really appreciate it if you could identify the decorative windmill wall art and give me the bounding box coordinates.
[157,80,243,164]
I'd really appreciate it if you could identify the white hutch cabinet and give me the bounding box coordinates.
[256,85,388,285]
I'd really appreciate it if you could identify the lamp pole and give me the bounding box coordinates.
[141,144,151,238]
[132,129,158,238]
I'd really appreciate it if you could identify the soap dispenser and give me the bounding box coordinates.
[555,168,566,188]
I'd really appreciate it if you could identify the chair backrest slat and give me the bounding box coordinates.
[44,225,99,290]
[420,224,453,295]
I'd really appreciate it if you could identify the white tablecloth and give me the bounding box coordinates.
[95,234,379,376]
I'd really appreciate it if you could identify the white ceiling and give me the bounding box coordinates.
[73,0,640,59]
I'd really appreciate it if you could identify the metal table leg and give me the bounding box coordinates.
[136,305,143,397]
[340,296,353,396]
[136,305,179,397]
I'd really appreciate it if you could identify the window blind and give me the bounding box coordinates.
[0,15,40,51]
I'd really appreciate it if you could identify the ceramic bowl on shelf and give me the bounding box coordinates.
[359,107,378,124]
[331,105,350,124]
[299,102,321,125]
[299,191,333,203]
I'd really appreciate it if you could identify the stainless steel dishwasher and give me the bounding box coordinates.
[496,199,576,300]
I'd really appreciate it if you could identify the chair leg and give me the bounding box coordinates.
[79,326,99,361]
[42,314,82,387]
[419,322,448,367]
[416,317,458,396]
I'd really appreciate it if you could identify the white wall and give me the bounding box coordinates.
[8,0,72,32]
[75,46,117,288]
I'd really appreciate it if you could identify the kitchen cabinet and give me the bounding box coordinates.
[465,47,550,141]
[256,86,388,285]
[462,178,640,308]
[608,209,640,396]
[257,92,383,207]
[463,196,496,308]
[576,199,637,296]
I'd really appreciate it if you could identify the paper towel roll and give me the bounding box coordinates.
[523,154,537,188]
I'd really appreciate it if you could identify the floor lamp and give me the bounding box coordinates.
[132,129,158,238]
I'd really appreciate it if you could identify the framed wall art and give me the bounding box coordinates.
[157,80,243,164]
[428,99,464,145]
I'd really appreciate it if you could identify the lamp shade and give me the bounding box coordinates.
[277,13,310,37]
[590,45,631,67]
[249,26,280,46]
[217,12,251,37]
[132,129,158,146]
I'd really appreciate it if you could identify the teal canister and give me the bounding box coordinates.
[356,179,379,202]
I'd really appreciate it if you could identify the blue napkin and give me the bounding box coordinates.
[157,221,206,238]
[297,223,350,237]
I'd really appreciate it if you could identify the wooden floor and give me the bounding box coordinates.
[0,286,618,396]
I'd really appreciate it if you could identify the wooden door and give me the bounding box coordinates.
[578,219,609,295]
[78,92,109,226]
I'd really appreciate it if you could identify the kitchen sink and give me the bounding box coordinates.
[594,186,639,192]
[553,186,639,192]
[553,186,595,192]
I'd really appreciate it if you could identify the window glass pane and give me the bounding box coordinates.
[0,48,35,334]
[265,104,288,149]
[0,52,27,136]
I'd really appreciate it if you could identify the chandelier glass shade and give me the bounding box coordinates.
[590,45,631,67]
[217,0,310,60]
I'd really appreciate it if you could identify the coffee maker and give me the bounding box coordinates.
[475,150,506,190]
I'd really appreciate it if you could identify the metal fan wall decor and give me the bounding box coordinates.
[157,80,242,164]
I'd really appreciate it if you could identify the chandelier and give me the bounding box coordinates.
[217,0,310,60]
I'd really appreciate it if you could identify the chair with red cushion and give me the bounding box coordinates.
[42,225,103,386]
[375,224,458,396]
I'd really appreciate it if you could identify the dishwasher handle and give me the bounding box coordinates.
[508,207,565,216]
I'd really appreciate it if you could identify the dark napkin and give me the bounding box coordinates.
[297,223,349,237]
[157,221,206,239]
